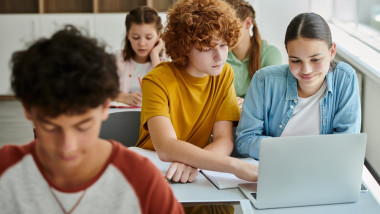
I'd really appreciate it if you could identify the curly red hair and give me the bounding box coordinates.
[162,0,241,66]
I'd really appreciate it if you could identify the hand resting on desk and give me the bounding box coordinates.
[166,159,257,183]
[147,116,259,184]
[166,162,198,183]
[115,91,142,107]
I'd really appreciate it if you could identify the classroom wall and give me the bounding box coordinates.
[0,0,332,96]
[0,12,167,96]
[362,76,380,179]
[254,0,333,63]
[255,0,309,63]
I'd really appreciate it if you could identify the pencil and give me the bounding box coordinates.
[138,76,142,90]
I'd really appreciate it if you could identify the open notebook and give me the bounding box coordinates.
[201,158,258,189]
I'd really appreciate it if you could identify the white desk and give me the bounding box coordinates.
[171,173,379,214]
[130,147,380,214]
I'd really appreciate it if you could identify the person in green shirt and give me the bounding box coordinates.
[225,0,282,110]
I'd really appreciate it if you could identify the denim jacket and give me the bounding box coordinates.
[235,62,361,159]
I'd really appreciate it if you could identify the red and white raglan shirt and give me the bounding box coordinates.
[0,140,184,214]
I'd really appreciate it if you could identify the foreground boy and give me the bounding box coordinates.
[0,26,183,214]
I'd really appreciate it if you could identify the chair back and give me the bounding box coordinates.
[99,110,141,147]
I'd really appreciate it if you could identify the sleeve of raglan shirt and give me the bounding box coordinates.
[0,144,31,213]
[113,145,184,214]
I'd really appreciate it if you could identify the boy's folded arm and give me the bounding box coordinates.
[146,115,257,182]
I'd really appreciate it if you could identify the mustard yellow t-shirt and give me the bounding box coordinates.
[136,62,240,150]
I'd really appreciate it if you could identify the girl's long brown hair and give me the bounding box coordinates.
[226,0,262,78]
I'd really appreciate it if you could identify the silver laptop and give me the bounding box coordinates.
[238,133,367,209]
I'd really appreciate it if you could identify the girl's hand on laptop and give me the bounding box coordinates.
[166,162,198,183]
[234,160,258,182]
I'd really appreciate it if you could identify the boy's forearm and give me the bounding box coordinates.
[203,138,233,156]
[155,138,238,174]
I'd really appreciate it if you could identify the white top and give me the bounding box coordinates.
[281,80,327,137]
[130,59,151,93]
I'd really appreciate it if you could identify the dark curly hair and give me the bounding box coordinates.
[162,0,241,67]
[11,25,119,118]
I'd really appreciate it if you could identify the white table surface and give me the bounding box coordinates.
[130,147,380,214]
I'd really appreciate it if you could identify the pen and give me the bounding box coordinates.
[138,76,142,91]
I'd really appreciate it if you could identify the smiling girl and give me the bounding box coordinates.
[235,12,361,159]
[114,6,164,107]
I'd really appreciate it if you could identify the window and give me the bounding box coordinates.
[332,0,380,52]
